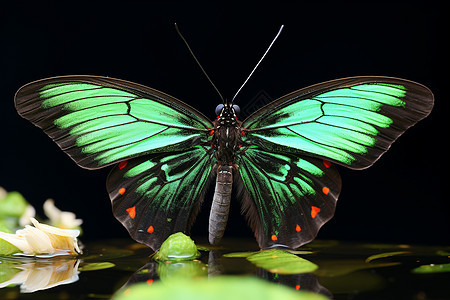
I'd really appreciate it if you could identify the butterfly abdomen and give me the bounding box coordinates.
[209,165,233,245]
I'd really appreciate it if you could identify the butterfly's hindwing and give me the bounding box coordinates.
[242,77,434,169]
[15,76,213,169]
[107,145,215,250]
[236,146,341,249]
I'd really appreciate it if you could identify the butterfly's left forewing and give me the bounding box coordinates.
[236,146,341,249]
[15,76,213,169]
[107,145,215,250]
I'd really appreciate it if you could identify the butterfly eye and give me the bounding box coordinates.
[232,104,240,116]
[215,104,224,115]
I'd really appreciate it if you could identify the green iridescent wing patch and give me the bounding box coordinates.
[15,76,213,169]
[242,77,434,169]
[107,145,214,250]
[236,146,341,249]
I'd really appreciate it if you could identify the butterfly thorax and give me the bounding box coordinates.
[212,105,242,165]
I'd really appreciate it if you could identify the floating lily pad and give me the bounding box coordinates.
[224,249,313,258]
[154,233,199,262]
[196,245,212,251]
[287,250,314,255]
[223,251,254,258]
[224,249,318,274]
[113,276,328,300]
[79,262,116,271]
[365,251,411,263]
[412,263,450,274]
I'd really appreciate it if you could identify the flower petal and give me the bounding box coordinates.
[19,225,55,255]
[31,218,81,254]
[0,231,32,253]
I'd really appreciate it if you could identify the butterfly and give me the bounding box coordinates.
[14,75,434,250]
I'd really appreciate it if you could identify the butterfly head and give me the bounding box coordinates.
[215,103,240,125]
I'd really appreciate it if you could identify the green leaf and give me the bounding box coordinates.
[0,223,20,255]
[223,251,255,258]
[412,263,450,274]
[154,232,200,262]
[287,250,314,255]
[0,191,28,218]
[79,262,116,271]
[246,249,318,274]
[223,249,313,258]
[365,251,411,263]
[113,276,328,300]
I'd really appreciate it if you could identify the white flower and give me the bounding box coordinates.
[0,218,81,256]
[0,259,80,293]
[43,199,83,229]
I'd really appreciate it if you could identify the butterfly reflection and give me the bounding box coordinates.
[0,257,80,293]
[119,250,331,299]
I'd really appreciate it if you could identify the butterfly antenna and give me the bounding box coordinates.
[231,25,284,103]
[175,23,225,103]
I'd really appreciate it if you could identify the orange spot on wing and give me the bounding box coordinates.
[322,186,330,195]
[118,160,128,169]
[209,129,215,135]
[271,234,278,241]
[295,284,301,290]
[146,279,153,285]
[126,206,136,219]
[119,188,126,195]
[147,226,154,234]
[296,224,302,232]
[323,160,331,168]
[311,206,321,219]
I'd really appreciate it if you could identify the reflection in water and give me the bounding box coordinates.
[121,249,332,299]
[208,250,223,276]
[0,258,80,293]
[256,268,332,299]
[122,259,208,289]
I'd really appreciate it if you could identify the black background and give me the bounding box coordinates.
[1,2,448,246]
